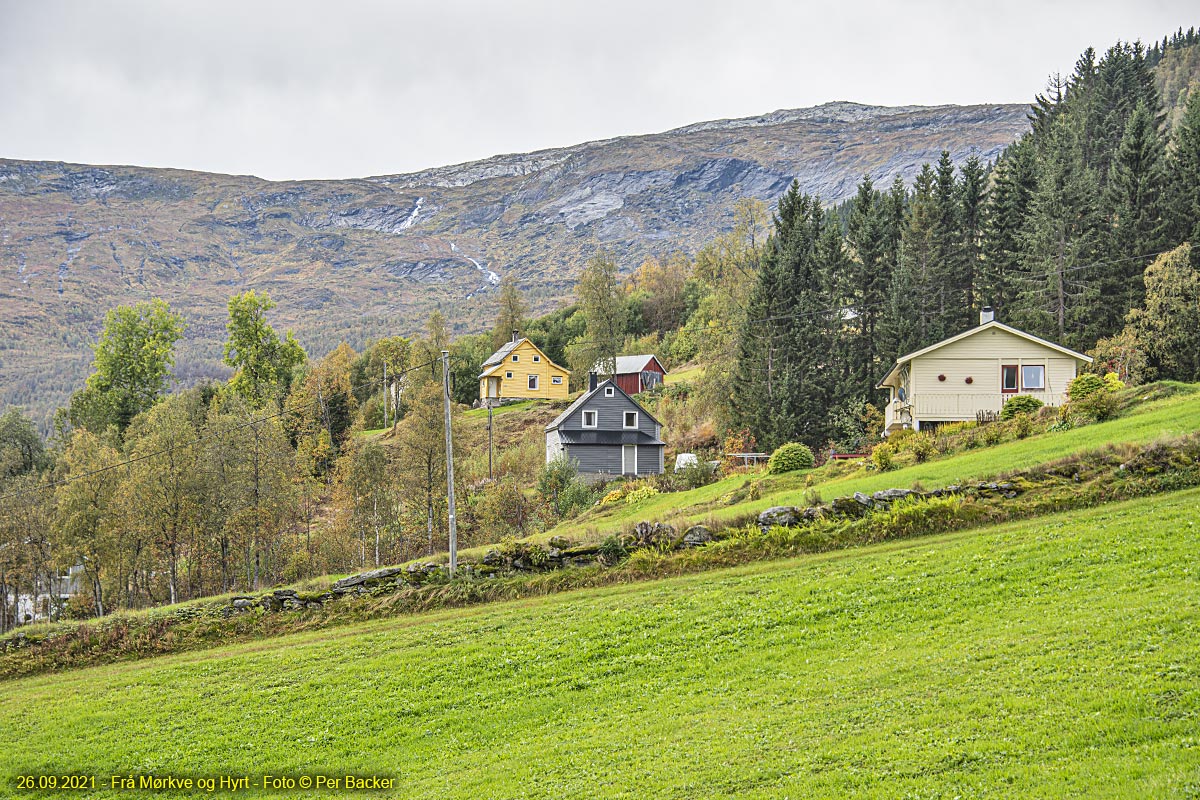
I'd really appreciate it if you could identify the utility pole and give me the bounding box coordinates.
[441,350,458,576]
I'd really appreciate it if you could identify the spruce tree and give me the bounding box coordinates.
[1168,88,1200,243]
[983,137,1038,321]
[958,156,987,324]
[1104,100,1170,325]
[1017,116,1104,348]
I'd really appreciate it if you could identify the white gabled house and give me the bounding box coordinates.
[876,308,1092,435]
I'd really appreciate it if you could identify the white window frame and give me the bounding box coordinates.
[1021,364,1046,391]
[623,411,638,429]
[505,371,513,379]
[582,409,598,428]
[511,354,519,362]
[604,386,615,397]
[528,374,539,391]
[533,355,541,362]
[551,376,563,385]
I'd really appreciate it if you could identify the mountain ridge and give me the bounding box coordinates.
[0,100,1031,427]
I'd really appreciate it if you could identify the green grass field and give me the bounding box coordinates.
[4,489,1198,798]
[545,387,1200,540]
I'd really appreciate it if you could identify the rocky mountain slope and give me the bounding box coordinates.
[0,101,1029,426]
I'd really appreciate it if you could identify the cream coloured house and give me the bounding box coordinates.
[877,309,1092,434]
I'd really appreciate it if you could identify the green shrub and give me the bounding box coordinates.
[676,459,718,490]
[597,534,628,565]
[982,423,1004,446]
[767,443,815,474]
[559,481,598,516]
[1001,394,1045,419]
[871,442,896,472]
[624,485,659,506]
[908,434,936,463]
[1073,390,1121,423]
[1013,412,1034,439]
[1068,373,1106,401]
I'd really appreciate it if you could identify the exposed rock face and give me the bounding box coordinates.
[0,101,1030,428]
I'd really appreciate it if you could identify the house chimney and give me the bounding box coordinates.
[980,306,995,325]
[588,372,598,392]
[512,329,519,343]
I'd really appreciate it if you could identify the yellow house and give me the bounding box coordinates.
[479,333,571,401]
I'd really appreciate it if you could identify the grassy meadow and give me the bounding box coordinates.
[4,489,1198,798]
[542,385,1200,540]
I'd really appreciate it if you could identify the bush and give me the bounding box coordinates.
[1067,373,1106,402]
[871,442,896,471]
[1001,394,1045,420]
[908,434,936,463]
[597,534,628,565]
[982,423,1003,446]
[1073,390,1120,423]
[624,485,659,506]
[676,459,717,490]
[767,443,815,474]
[1013,412,1034,439]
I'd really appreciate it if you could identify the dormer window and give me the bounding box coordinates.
[582,410,597,428]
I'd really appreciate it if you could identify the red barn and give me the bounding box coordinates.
[595,354,668,395]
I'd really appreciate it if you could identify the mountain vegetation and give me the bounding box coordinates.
[1,102,1030,429]
[1,30,1199,633]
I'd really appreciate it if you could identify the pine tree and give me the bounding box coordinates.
[888,165,939,355]
[842,175,889,397]
[932,151,968,331]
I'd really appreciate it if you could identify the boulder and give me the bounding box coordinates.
[548,536,572,550]
[231,597,257,610]
[482,549,502,566]
[758,506,799,530]
[853,491,873,507]
[682,525,714,547]
[872,488,914,502]
[333,566,404,591]
[830,496,868,517]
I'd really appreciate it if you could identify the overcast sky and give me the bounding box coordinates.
[0,1,1194,181]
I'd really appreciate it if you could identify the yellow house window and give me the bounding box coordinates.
[505,371,513,379]
[552,376,563,385]
[533,355,541,362]
[528,375,539,390]
[512,355,519,362]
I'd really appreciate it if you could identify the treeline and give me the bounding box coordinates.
[728,38,1200,451]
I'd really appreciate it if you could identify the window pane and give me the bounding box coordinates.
[1022,365,1045,389]
[1002,365,1018,390]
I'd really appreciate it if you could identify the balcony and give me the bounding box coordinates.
[886,391,1066,431]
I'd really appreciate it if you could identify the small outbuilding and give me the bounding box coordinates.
[593,354,667,395]
[545,375,665,479]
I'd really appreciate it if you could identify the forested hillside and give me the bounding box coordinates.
[1,30,1199,630]
[0,101,1029,430]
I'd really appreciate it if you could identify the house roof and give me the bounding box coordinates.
[876,321,1094,389]
[557,430,665,446]
[478,338,570,380]
[592,354,667,375]
[545,378,661,432]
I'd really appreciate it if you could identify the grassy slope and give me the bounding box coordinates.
[4,490,1198,799]
[543,388,1200,540]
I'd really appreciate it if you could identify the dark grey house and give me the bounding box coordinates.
[545,376,665,478]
